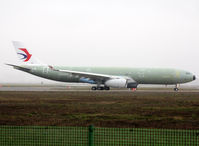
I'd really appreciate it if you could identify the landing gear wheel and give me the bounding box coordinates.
[91,86,97,90]
[100,87,104,90]
[97,87,104,90]
[174,84,179,91]
[104,86,110,90]
[91,86,109,91]
[174,88,179,91]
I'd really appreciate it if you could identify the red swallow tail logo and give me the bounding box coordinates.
[17,48,32,62]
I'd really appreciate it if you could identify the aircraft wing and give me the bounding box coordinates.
[53,67,112,82]
[52,67,137,88]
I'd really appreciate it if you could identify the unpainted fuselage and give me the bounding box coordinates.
[20,65,195,85]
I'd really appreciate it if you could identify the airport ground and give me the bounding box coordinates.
[0,87,199,129]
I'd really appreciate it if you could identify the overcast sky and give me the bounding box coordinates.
[0,0,199,83]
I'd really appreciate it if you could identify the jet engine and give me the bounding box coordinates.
[105,77,138,88]
[105,78,127,88]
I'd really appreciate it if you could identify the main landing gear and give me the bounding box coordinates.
[91,86,110,90]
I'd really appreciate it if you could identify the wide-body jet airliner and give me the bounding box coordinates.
[6,41,196,91]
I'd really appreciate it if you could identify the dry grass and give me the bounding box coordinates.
[0,91,199,129]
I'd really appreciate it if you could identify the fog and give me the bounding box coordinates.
[0,0,199,84]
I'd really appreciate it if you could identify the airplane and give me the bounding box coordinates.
[6,41,196,91]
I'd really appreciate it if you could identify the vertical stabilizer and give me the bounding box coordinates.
[12,41,42,64]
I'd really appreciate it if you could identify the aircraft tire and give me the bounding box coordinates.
[104,86,110,90]
[174,88,179,91]
[97,87,104,90]
[91,86,97,90]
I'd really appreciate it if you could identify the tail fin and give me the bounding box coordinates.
[12,41,42,64]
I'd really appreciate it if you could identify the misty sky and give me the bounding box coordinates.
[0,0,199,83]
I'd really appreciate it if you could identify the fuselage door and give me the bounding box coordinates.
[43,67,49,74]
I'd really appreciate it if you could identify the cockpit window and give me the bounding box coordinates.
[186,72,191,75]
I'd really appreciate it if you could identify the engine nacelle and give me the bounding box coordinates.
[127,82,138,88]
[105,78,127,88]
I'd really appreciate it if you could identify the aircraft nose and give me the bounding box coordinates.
[193,75,196,80]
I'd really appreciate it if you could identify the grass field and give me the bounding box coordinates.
[0,91,199,129]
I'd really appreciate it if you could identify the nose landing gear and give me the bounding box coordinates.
[174,84,179,91]
[174,88,179,91]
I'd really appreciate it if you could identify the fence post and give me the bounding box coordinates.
[88,125,94,146]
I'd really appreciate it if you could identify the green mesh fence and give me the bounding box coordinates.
[0,126,198,146]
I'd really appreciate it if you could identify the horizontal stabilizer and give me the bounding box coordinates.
[5,63,31,72]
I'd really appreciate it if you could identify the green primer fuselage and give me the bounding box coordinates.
[22,65,194,85]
